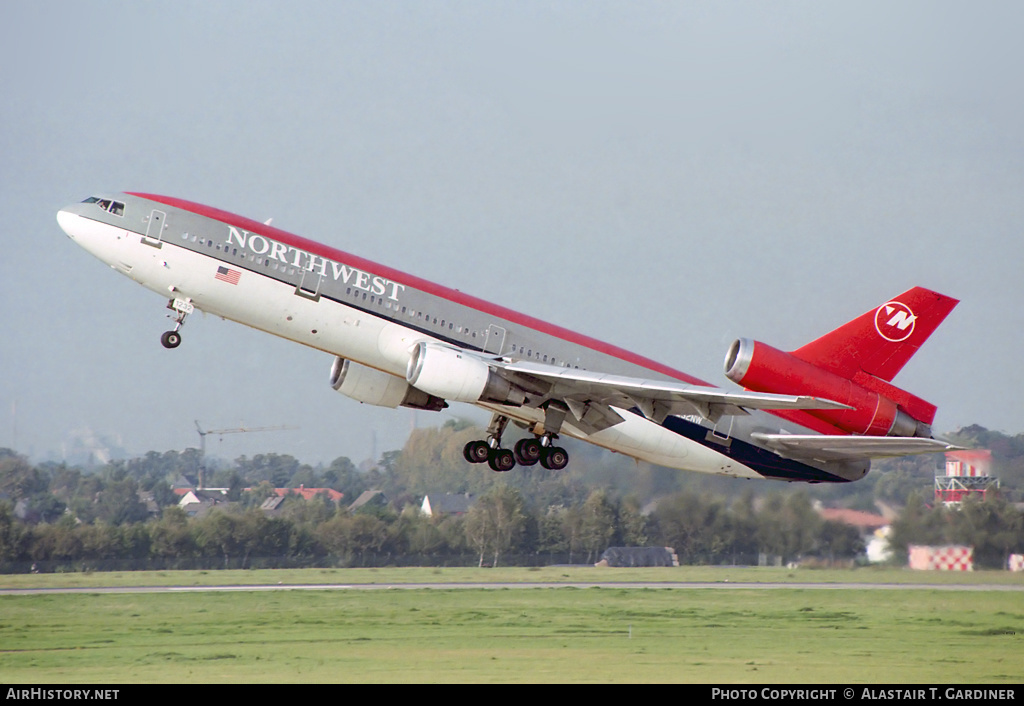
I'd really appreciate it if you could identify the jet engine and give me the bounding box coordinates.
[330,357,446,411]
[406,342,528,406]
[724,338,930,438]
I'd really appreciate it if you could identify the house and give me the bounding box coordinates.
[348,490,388,513]
[177,489,230,518]
[818,507,890,563]
[421,493,474,517]
[271,486,344,503]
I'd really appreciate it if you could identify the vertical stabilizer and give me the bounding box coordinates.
[791,287,959,383]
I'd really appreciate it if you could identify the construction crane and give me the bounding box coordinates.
[194,420,297,489]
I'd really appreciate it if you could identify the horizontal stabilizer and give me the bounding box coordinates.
[751,432,963,462]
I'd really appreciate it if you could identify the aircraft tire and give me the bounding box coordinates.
[161,331,182,349]
[540,446,569,470]
[464,440,490,464]
[514,438,542,466]
[488,448,516,472]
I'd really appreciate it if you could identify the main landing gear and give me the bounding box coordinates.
[463,413,570,473]
[161,297,193,349]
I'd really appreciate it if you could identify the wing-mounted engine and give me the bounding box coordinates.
[406,342,530,406]
[330,357,446,411]
[724,338,932,438]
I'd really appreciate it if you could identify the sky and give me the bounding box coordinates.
[2,1,1022,467]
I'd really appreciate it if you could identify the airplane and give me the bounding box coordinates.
[57,193,961,483]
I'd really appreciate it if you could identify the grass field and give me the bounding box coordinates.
[1,567,1021,683]
[3,564,1024,589]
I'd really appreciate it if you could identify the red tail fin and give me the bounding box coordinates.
[725,287,957,434]
[792,287,959,382]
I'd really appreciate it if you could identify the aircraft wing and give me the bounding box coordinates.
[750,432,963,462]
[489,357,851,434]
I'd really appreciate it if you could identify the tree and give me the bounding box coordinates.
[464,486,526,567]
[651,490,729,564]
[886,490,945,562]
[150,506,196,560]
[0,451,47,499]
[0,501,27,564]
[322,456,367,499]
[315,512,388,565]
[617,496,648,547]
[949,494,1024,568]
[94,477,148,526]
[579,490,616,563]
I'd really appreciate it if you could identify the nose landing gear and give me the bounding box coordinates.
[161,297,193,349]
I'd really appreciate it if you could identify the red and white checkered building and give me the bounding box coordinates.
[908,545,974,571]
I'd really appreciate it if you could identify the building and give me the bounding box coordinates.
[936,450,999,505]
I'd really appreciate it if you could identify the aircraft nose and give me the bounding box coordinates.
[57,208,80,238]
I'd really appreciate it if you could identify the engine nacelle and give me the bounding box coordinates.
[724,338,926,437]
[330,357,446,411]
[406,342,528,406]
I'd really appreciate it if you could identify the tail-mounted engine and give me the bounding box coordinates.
[406,342,529,406]
[724,338,932,438]
[330,357,446,412]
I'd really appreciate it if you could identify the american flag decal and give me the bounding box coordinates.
[215,266,241,285]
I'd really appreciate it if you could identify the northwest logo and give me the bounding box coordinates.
[874,300,916,342]
[226,226,405,301]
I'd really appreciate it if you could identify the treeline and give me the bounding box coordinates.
[2,421,1023,572]
[0,485,865,572]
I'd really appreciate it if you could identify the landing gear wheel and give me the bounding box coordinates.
[514,438,542,466]
[540,446,569,470]
[488,448,516,473]
[463,440,490,464]
[161,331,182,349]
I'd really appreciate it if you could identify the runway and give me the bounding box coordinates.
[3,580,1022,595]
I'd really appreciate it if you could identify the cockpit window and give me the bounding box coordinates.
[85,197,125,216]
